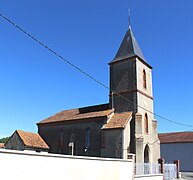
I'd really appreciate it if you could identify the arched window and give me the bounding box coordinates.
[144,113,148,134]
[85,127,91,148]
[143,69,147,89]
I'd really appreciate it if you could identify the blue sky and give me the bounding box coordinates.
[0,0,193,138]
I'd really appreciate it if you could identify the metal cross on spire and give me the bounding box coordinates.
[128,9,131,28]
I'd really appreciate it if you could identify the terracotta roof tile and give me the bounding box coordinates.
[102,112,132,129]
[38,104,113,125]
[16,130,49,149]
[159,132,193,144]
[0,143,4,148]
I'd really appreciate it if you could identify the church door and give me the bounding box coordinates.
[144,145,150,163]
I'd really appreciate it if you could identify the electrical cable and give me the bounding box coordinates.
[0,12,193,128]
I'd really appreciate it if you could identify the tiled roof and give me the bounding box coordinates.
[159,132,193,144]
[0,143,4,148]
[16,130,49,149]
[102,112,132,129]
[38,104,113,125]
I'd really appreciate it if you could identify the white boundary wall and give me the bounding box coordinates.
[0,149,134,180]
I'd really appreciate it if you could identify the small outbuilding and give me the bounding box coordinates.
[5,130,49,152]
[159,132,193,172]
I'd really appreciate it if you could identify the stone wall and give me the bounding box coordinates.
[109,57,137,113]
[101,128,123,158]
[38,118,106,157]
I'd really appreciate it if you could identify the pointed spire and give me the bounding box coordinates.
[110,26,146,63]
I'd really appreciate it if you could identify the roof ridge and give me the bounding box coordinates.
[159,131,193,134]
[159,131,193,144]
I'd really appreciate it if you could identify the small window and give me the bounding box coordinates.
[144,113,148,134]
[85,127,91,148]
[143,69,147,89]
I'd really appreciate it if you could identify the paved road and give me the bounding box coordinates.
[181,172,193,180]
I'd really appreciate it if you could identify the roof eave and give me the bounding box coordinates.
[102,127,125,130]
[109,55,152,69]
[160,141,193,144]
[25,145,49,150]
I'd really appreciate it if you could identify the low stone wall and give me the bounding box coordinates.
[0,149,134,180]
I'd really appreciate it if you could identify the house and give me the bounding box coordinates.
[0,143,4,148]
[5,130,49,152]
[159,132,193,172]
[37,26,160,163]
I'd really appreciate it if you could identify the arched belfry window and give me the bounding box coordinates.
[85,127,91,148]
[143,69,147,89]
[144,113,148,134]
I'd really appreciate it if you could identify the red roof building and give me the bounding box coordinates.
[159,131,193,172]
[5,130,49,152]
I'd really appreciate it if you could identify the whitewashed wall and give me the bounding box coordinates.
[0,149,134,180]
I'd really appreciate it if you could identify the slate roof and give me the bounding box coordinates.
[110,27,146,63]
[0,143,4,148]
[102,112,132,129]
[159,132,193,144]
[16,130,49,149]
[38,104,113,125]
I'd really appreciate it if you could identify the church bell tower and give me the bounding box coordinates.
[109,26,160,163]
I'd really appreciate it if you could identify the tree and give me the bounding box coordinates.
[0,137,9,143]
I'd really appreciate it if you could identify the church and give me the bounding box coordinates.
[37,26,160,163]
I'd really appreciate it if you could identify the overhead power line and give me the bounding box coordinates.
[0,12,192,128]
